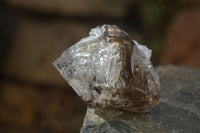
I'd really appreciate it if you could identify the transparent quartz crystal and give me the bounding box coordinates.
[53,25,161,112]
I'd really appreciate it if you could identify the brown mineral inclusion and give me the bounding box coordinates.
[54,25,161,113]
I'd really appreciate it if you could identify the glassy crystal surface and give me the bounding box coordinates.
[53,25,161,112]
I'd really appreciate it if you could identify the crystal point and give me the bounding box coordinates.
[54,25,161,112]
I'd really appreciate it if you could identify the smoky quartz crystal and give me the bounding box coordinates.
[53,25,161,113]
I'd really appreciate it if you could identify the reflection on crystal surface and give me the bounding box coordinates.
[54,25,161,112]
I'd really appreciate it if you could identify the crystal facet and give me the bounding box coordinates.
[53,25,161,112]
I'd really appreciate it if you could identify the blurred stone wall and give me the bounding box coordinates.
[0,0,199,133]
[160,9,200,67]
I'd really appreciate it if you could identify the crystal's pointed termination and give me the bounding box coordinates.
[53,25,161,112]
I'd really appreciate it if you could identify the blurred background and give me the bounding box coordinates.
[0,0,200,133]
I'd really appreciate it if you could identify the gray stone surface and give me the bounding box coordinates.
[81,65,200,133]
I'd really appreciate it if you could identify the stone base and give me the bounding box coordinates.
[81,65,200,133]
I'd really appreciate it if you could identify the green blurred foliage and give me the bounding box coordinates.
[137,0,185,59]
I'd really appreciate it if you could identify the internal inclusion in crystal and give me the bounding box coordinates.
[54,25,161,113]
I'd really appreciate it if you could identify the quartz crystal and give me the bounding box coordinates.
[53,25,161,112]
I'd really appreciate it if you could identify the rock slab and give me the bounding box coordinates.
[81,65,200,133]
